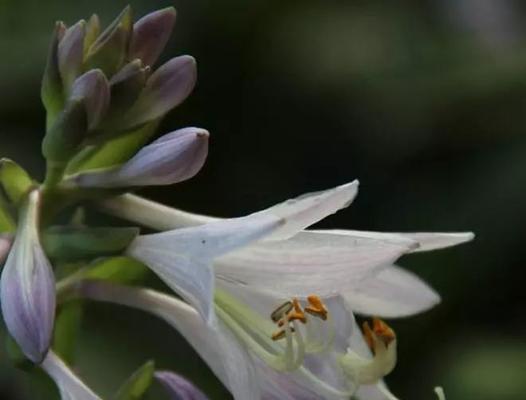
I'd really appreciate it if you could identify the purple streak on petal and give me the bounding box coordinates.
[70,69,110,130]
[155,371,209,400]
[126,55,197,127]
[130,7,177,67]
[0,191,55,363]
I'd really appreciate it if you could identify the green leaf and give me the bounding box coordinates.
[114,360,155,400]
[66,121,159,174]
[84,256,149,284]
[0,158,35,205]
[53,300,83,364]
[43,226,140,261]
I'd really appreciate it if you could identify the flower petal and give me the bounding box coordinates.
[215,229,416,297]
[343,265,440,318]
[41,351,102,400]
[155,371,209,400]
[354,381,399,400]
[397,232,475,253]
[79,282,260,400]
[0,190,56,363]
[126,212,282,323]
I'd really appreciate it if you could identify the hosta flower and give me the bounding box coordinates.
[155,371,209,400]
[101,181,473,324]
[41,351,101,399]
[0,190,56,363]
[78,281,396,400]
[67,127,209,188]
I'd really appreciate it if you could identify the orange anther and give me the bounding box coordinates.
[271,326,295,341]
[304,295,328,320]
[372,318,395,347]
[362,321,375,352]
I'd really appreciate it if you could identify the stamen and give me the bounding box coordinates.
[372,317,395,347]
[270,301,293,323]
[304,295,328,320]
[271,326,295,341]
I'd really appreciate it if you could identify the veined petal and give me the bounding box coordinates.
[343,265,440,318]
[126,212,281,323]
[215,230,416,297]
[79,282,260,400]
[155,371,209,400]
[0,190,56,363]
[99,181,358,236]
[72,127,208,188]
[41,351,102,400]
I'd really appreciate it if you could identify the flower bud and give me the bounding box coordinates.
[130,7,177,67]
[58,20,86,88]
[155,371,209,400]
[0,190,56,363]
[42,98,88,163]
[70,69,110,130]
[71,127,208,188]
[108,59,150,114]
[85,6,133,77]
[124,55,197,128]
[83,14,101,53]
[42,22,66,125]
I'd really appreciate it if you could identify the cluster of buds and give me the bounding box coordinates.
[40,6,205,188]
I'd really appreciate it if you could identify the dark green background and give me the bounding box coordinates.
[1,0,525,398]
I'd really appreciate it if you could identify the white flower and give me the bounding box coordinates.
[101,181,473,323]
[77,280,398,400]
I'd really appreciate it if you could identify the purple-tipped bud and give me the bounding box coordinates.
[85,6,133,77]
[70,69,110,130]
[71,127,208,188]
[0,190,56,363]
[155,371,209,400]
[58,20,86,88]
[130,7,177,67]
[124,55,197,128]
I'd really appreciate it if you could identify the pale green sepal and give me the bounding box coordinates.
[83,256,149,284]
[114,360,155,400]
[53,300,83,364]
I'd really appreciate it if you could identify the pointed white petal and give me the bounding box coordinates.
[127,213,281,323]
[215,230,415,297]
[260,181,359,241]
[397,232,475,253]
[343,265,440,318]
[41,351,101,400]
[100,181,358,236]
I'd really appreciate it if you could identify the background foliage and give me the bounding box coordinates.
[1,0,525,398]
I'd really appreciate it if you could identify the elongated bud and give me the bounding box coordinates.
[0,158,34,205]
[41,351,102,399]
[58,20,86,89]
[70,127,208,188]
[83,14,101,53]
[108,59,150,114]
[70,69,110,130]
[42,99,88,163]
[85,6,133,76]
[124,55,197,128]
[130,7,177,67]
[0,190,56,363]
[42,22,66,125]
[155,371,209,400]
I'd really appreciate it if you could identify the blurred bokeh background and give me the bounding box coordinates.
[1,0,525,398]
